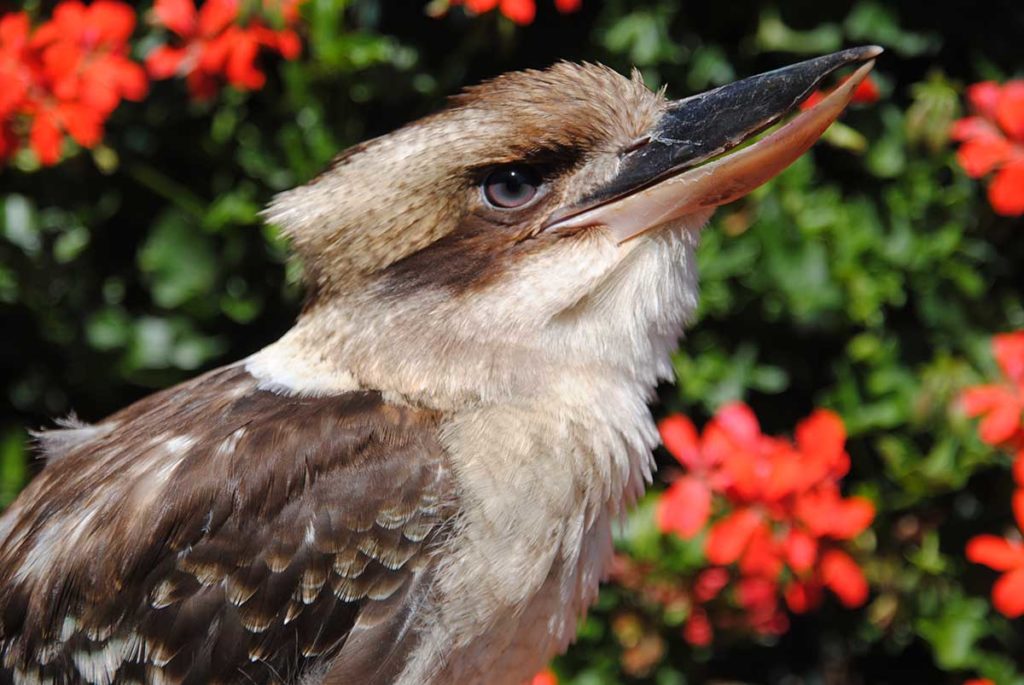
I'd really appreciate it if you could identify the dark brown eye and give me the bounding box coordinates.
[481,166,542,209]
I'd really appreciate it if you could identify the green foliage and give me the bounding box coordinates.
[1,1,1023,683]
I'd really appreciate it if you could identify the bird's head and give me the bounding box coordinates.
[261,47,879,407]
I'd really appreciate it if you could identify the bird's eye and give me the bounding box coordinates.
[481,166,542,209]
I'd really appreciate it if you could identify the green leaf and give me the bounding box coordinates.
[138,212,218,309]
[917,594,991,670]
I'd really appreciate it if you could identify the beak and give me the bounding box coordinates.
[544,46,882,242]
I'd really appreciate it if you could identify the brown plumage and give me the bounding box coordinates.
[0,50,878,684]
[1,366,453,684]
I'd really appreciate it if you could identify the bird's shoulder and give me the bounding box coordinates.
[0,364,457,684]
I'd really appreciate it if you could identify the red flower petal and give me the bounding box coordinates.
[0,12,30,47]
[966,534,1024,571]
[956,136,1014,178]
[994,332,1024,386]
[57,102,103,148]
[784,579,822,614]
[1013,490,1024,534]
[796,409,847,476]
[964,680,995,685]
[967,81,1001,119]
[153,0,197,38]
[554,0,582,12]
[852,76,880,104]
[1014,451,1024,488]
[88,0,137,45]
[996,81,1024,142]
[656,475,711,538]
[659,414,701,470]
[992,567,1024,618]
[272,29,301,60]
[683,608,713,647]
[199,29,234,72]
[225,31,265,90]
[989,159,1024,217]
[950,116,1002,142]
[693,567,729,603]
[736,576,778,613]
[530,669,558,685]
[145,45,187,79]
[30,111,63,165]
[827,496,875,540]
[821,549,869,607]
[977,395,1024,444]
[739,522,783,579]
[799,90,825,111]
[706,508,761,565]
[784,529,818,574]
[960,385,1013,417]
[715,402,762,447]
[116,61,149,101]
[198,0,240,37]
[465,0,500,11]
[499,0,536,24]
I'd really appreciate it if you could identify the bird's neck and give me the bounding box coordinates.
[247,230,701,413]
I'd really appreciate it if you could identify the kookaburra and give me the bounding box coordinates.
[0,47,878,684]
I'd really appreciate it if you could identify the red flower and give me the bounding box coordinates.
[654,403,874,642]
[31,1,147,114]
[951,81,1024,216]
[703,508,759,565]
[657,414,719,537]
[783,579,822,614]
[960,332,1024,462]
[683,607,713,646]
[448,0,580,25]
[966,490,1024,618]
[819,549,869,608]
[692,567,729,602]
[0,13,33,121]
[146,0,302,100]
[800,74,881,111]
[964,680,996,685]
[529,669,558,685]
[0,1,146,165]
[657,473,712,538]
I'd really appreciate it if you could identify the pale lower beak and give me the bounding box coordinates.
[543,47,881,242]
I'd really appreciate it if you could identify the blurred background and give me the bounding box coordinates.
[2,0,1024,683]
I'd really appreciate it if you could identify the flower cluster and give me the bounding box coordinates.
[146,0,303,101]
[0,0,306,166]
[951,81,1024,216]
[656,403,874,644]
[447,0,581,26]
[963,332,1024,617]
[0,2,147,165]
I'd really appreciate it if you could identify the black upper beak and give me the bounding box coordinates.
[578,46,883,210]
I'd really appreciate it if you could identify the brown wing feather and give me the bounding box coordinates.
[0,366,456,685]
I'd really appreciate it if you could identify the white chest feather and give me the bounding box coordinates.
[396,377,659,685]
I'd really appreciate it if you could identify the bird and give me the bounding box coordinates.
[0,46,879,685]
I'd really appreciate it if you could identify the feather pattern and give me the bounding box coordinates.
[0,366,457,685]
